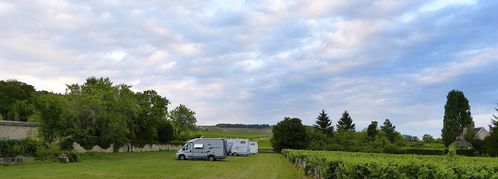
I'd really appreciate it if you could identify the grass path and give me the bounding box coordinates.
[0,151,304,178]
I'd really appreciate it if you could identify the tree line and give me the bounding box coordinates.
[0,77,197,150]
[272,90,498,156]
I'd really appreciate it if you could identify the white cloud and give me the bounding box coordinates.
[0,0,497,137]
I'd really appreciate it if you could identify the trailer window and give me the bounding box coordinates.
[241,141,246,144]
[251,143,255,146]
[193,144,204,149]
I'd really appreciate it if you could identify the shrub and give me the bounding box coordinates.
[283,149,498,179]
[67,152,79,162]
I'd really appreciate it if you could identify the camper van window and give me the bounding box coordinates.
[193,144,204,149]
[251,143,255,146]
[183,143,192,151]
[241,141,246,144]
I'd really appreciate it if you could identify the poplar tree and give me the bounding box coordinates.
[441,90,473,148]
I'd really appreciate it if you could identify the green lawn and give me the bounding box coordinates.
[0,151,304,178]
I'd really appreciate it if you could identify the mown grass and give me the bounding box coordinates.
[0,151,304,178]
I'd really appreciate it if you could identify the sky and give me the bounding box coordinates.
[0,0,497,138]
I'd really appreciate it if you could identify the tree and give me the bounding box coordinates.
[381,119,396,143]
[7,100,35,121]
[0,80,36,120]
[422,134,434,142]
[157,121,175,144]
[441,90,473,148]
[313,110,333,137]
[271,117,308,152]
[367,121,378,139]
[66,77,130,149]
[35,93,75,145]
[170,104,197,137]
[337,111,355,132]
[133,90,170,145]
[484,104,498,156]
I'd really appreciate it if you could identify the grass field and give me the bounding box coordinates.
[194,127,273,150]
[0,151,304,179]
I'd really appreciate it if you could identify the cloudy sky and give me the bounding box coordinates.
[1,0,497,137]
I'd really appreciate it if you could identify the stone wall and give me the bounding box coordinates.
[72,142,182,153]
[0,121,38,140]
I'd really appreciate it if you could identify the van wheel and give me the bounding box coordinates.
[233,153,238,156]
[208,156,215,161]
[178,155,186,160]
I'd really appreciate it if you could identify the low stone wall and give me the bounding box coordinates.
[72,142,182,153]
[0,121,38,140]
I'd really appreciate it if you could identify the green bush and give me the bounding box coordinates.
[67,152,79,162]
[0,139,45,157]
[34,144,61,161]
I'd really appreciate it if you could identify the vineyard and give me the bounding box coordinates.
[283,149,498,179]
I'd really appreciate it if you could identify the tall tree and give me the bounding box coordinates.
[133,89,170,145]
[337,111,355,132]
[313,110,333,137]
[170,104,197,137]
[484,104,498,156]
[271,117,308,152]
[441,90,473,148]
[381,119,396,143]
[367,121,378,139]
[0,80,36,120]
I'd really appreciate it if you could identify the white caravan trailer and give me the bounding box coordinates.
[226,139,250,156]
[176,138,231,161]
[249,142,258,154]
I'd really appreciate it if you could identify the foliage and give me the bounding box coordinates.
[442,90,473,148]
[313,110,333,137]
[34,93,75,145]
[283,149,498,179]
[484,106,498,156]
[366,121,378,139]
[306,127,329,150]
[380,119,396,143]
[6,100,36,121]
[336,110,355,132]
[132,90,170,145]
[0,80,36,121]
[170,104,197,137]
[0,138,44,157]
[463,124,476,146]
[157,121,175,144]
[422,134,434,142]
[271,117,308,152]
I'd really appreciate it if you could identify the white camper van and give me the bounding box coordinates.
[226,139,250,156]
[249,142,258,154]
[176,138,231,161]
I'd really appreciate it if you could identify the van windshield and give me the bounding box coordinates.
[182,143,192,150]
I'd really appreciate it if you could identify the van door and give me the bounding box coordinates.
[191,143,206,159]
[181,143,193,159]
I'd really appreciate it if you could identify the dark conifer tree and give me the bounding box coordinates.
[337,111,355,132]
[313,110,333,137]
